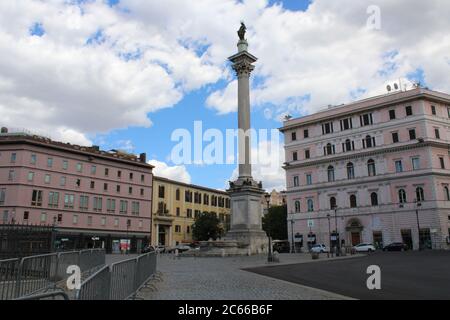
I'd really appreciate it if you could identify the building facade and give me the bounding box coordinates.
[281,88,450,251]
[152,176,231,247]
[0,128,153,253]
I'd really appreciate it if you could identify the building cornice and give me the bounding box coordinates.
[153,176,230,196]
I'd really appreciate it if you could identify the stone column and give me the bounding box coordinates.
[229,41,257,179]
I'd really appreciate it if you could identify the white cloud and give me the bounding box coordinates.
[148,159,192,184]
[0,0,449,143]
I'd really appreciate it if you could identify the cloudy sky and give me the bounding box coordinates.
[1,0,449,191]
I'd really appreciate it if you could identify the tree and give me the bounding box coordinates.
[192,212,224,241]
[262,205,288,240]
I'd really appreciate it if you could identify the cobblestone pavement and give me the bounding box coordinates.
[138,253,355,300]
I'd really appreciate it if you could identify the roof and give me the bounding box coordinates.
[153,176,229,196]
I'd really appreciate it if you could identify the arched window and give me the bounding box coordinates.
[445,186,450,201]
[350,195,357,208]
[326,143,334,155]
[347,162,355,180]
[295,201,301,213]
[398,189,407,204]
[368,159,376,177]
[364,135,375,149]
[307,199,314,212]
[327,166,335,182]
[371,192,379,206]
[416,187,425,202]
[330,197,337,210]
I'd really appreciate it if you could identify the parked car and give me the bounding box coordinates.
[310,244,329,253]
[166,244,192,253]
[353,243,376,252]
[155,245,166,253]
[273,240,291,253]
[141,245,155,253]
[383,242,409,252]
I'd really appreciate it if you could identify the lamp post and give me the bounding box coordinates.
[333,206,340,257]
[264,193,273,262]
[415,199,422,251]
[290,216,295,254]
[327,213,332,258]
[126,219,131,255]
[52,216,57,252]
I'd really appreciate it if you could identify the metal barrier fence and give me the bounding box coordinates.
[0,249,105,300]
[77,252,157,300]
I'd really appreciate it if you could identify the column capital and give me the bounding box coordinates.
[228,51,258,78]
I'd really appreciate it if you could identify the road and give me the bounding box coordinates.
[245,250,450,300]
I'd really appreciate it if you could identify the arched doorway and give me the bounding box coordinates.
[346,218,364,246]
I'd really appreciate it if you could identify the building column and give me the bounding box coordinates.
[155,224,159,246]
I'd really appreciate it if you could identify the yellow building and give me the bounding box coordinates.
[151,176,231,247]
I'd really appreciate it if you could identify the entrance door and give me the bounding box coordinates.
[401,229,413,250]
[351,232,361,246]
[158,228,166,246]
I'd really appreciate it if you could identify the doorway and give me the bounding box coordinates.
[351,232,361,246]
[401,229,413,250]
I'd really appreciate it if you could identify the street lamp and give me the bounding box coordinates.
[264,193,274,262]
[414,199,422,251]
[333,206,340,257]
[126,219,131,254]
[289,216,295,254]
[327,213,332,258]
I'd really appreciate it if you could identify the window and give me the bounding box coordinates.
[23,211,29,221]
[322,122,334,135]
[187,209,193,218]
[176,207,180,217]
[295,201,301,213]
[120,200,128,214]
[140,189,144,196]
[10,153,16,163]
[389,110,396,120]
[440,157,446,169]
[325,143,335,155]
[87,216,93,226]
[305,149,310,159]
[291,132,297,141]
[0,189,6,205]
[176,189,181,201]
[93,197,103,212]
[40,212,47,223]
[117,170,122,178]
[368,159,376,177]
[104,183,108,191]
[360,113,373,126]
[114,218,119,227]
[28,172,35,182]
[185,190,193,203]
[31,154,37,164]
[31,190,43,206]
[73,215,79,225]
[175,225,181,233]
[101,217,106,226]
[158,186,165,198]
[293,176,299,187]
[129,187,133,195]
[306,174,312,185]
[307,199,314,212]
[60,176,66,186]
[395,160,403,173]
[90,181,95,189]
[47,158,53,168]
[304,130,309,139]
[431,105,436,115]
[129,173,134,180]
[139,220,143,229]
[8,170,15,181]
[44,174,51,184]
[416,187,425,202]
[203,194,209,205]
[350,195,357,208]
[435,128,441,139]
[105,168,109,176]
[330,197,337,210]
[412,157,420,170]
[292,152,298,161]
[371,192,379,206]
[340,118,353,131]
[116,185,121,193]
[64,194,75,209]
[187,226,191,234]
[76,163,82,172]
[398,189,407,204]
[132,202,140,215]
[76,179,81,187]
[347,163,355,179]
[62,160,68,170]
[392,132,399,143]
[107,199,116,213]
[2,210,8,223]
[444,186,450,201]
[343,139,354,152]
[141,174,145,183]
[91,166,97,175]
[80,195,89,211]
[405,106,413,116]
[48,192,59,208]
[327,166,335,182]
[363,135,376,149]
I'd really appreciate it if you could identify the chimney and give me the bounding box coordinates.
[140,153,147,163]
[1,127,8,134]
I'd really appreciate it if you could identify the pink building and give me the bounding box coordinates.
[0,128,153,253]
[281,87,450,251]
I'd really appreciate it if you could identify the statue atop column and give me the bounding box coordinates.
[238,22,247,41]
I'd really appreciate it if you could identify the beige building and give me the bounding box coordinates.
[151,177,231,247]
[261,190,287,213]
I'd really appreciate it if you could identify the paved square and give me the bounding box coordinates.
[138,253,353,300]
[246,251,450,300]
